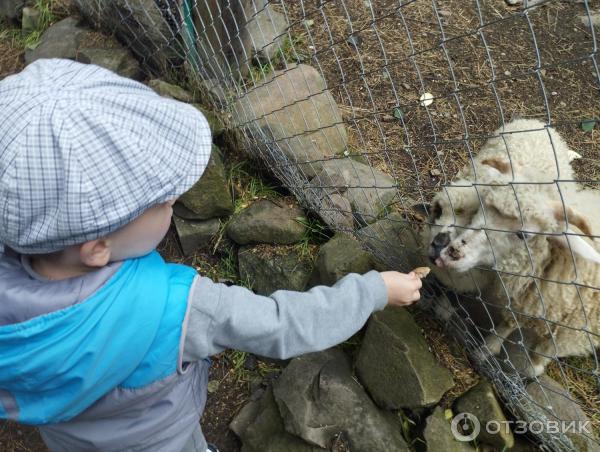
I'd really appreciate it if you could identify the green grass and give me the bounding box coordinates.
[295,215,331,260]
[243,33,310,85]
[0,0,56,50]
[20,0,55,49]
[226,160,279,214]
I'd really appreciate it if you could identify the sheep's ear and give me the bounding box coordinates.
[481,158,511,174]
[552,205,593,236]
[551,232,600,264]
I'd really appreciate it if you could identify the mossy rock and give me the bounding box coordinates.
[175,145,233,220]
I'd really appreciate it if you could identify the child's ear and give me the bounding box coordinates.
[79,239,111,267]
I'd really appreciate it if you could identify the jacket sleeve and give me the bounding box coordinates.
[181,270,388,361]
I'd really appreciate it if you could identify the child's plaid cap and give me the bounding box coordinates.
[0,59,211,255]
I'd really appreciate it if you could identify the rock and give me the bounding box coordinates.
[423,407,475,452]
[526,375,599,452]
[173,216,220,256]
[355,212,426,269]
[148,79,194,102]
[193,1,251,80]
[74,0,179,72]
[317,193,355,230]
[311,159,397,224]
[199,77,229,106]
[497,328,544,378]
[272,348,410,451]
[233,64,347,178]
[355,307,454,409]
[238,387,322,452]
[76,47,141,80]
[175,146,234,220]
[227,199,306,245]
[244,1,288,63]
[25,17,90,65]
[238,245,312,295]
[580,14,600,28]
[314,233,374,285]
[21,7,41,35]
[192,104,225,136]
[454,380,514,450]
[0,0,25,21]
[230,391,264,439]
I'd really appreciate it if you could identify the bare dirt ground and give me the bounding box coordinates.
[284,0,599,201]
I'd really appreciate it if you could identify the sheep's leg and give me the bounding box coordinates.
[529,326,598,376]
[529,341,556,376]
[483,323,516,355]
[473,322,516,365]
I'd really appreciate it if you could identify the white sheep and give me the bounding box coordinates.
[426,118,577,293]
[432,179,600,376]
[423,118,599,375]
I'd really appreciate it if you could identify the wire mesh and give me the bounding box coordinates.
[73,0,600,450]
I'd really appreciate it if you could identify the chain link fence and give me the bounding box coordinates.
[73,0,600,450]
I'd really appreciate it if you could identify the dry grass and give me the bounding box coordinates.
[546,355,600,441]
[285,0,600,202]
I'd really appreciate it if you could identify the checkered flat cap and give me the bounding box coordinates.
[0,59,211,255]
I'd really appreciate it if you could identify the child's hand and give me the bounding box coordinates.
[380,271,423,306]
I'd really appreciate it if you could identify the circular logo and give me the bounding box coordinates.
[451,412,480,442]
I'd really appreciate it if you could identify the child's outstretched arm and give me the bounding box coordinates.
[182,270,422,362]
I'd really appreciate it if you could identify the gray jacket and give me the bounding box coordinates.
[0,247,387,451]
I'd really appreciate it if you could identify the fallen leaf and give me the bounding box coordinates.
[419,92,434,107]
[392,106,405,120]
[346,34,362,49]
[581,119,596,132]
[207,380,220,393]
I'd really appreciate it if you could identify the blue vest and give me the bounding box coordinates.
[0,251,197,424]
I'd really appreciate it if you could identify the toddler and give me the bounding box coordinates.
[0,59,422,452]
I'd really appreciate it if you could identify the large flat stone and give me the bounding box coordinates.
[74,0,179,71]
[273,348,410,451]
[526,375,599,452]
[193,0,250,80]
[314,233,374,285]
[311,159,397,225]
[233,64,347,178]
[238,387,322,452]
[76,47,141,80]
[173,216,220,256]
[25,17,89,65]
[454,380,514,450]
[192,104,225,136]
[175,145,234,220]
[0,0,25,21]
[238,245,313,295]
[148,79,195,102]
[355,307,454,409]
[244,1,288,63]
[227,198,306,245]
[423,407,475,452]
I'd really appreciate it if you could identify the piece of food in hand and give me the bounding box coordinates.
[412,266,431,279]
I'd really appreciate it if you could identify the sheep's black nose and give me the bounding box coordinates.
[432,232,450,248]
[429,232,450,261]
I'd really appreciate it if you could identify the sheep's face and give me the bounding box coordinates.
[433,187,600,272]
[428,180,481,260]
[432,200,537,272]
